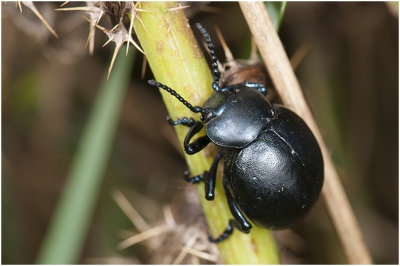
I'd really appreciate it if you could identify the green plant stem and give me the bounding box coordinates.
[36,49,135,264]
[134,2,279,264]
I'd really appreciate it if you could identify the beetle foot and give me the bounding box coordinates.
[183,170,207,184]
[208,225,233,243]
[167,116,195,127]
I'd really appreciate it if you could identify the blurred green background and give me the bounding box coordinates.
[2,2,398,264]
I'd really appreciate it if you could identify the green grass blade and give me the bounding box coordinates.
[265,2,287,31]
[36,48,135,264]
[240,2,286,59]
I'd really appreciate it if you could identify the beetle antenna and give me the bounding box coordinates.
[195,23,220,92]
[148,80,204,114]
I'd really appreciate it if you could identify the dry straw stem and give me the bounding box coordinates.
[240,2,373,264]
[133,2,279,264]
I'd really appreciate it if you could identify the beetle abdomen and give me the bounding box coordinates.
[228,106,324,229]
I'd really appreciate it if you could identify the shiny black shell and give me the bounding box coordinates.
[202,85,275,148]
[224,105,324,229]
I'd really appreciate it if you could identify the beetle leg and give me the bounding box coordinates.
[183,150,223,200]
[219,84,236,92]
[209,219,242,243]
[183,121,211,155]
[167,118,210,155]
[205,150,223,200]
[243,82,267,95]
[183,169,206,184]
[209,176,252,243]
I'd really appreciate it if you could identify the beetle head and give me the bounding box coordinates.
[199,91,229,123]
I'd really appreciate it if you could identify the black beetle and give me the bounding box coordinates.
[148,23,324,243]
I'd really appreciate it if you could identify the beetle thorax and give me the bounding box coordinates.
[203,85,275,149]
